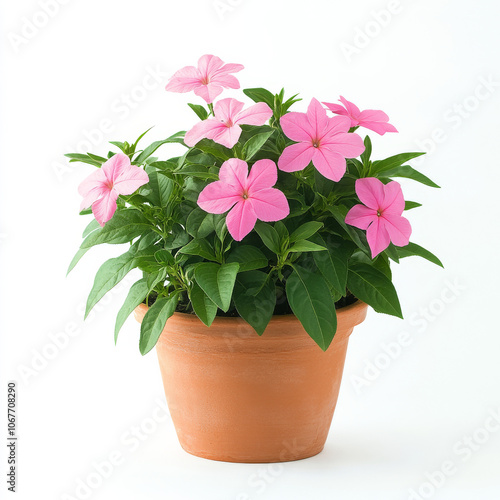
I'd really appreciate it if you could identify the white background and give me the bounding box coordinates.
[1,0,499,499]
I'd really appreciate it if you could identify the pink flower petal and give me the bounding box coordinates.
[78,167,107,198]
[357,120,398,135]
[355,178,385,211]
[322,130,365,157]
[184,119,225,147]
[211,123,242,148]
[226,200,257,241]
[215,98,245,122]
[381,214,412,247]
[235,102,272,126]
[165,66,201,93]
[382,181,405,215]
[102,153,132,184]
[214,62,244,75]
[339,96,361,118]
[358,109,390,123]
[366,217,391,258]
[197,180,241,214]
[113,165,149,195]
[322,102,349,116]
[92,190,119,227]
[248,188,289,222]
[211,74,240,89]
[219,159,248,190]
[246,159,277,192]
[312,146,346,182]
[345,204,378,230]
[80,184,107,211]
[280,111,314,142]
[194,83,224,104]
[278,142,315,172]
[197,54,224,78]
[322,115,351,137]
[307,98,328,139]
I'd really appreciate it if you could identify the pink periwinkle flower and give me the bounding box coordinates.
[345,177,411,258]
[78,153,149,227]
[184,98,272,149]
[197,158,289,241]
[165,54,244,104]
[278,98,365,182]
[323,96,398,135]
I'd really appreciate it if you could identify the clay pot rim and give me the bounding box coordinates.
[135,298,368,332]
[184,297,362,322]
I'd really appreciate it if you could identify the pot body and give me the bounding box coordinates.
[135,300,367,463]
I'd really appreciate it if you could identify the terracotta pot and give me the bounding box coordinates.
[134,300,368,463]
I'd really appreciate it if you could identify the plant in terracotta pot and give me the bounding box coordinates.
[68,55,442,463]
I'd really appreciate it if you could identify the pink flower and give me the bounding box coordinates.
[198,158,289,241]
[184,98,273,149]
[345,178,411,258]
[78,153,149,227]
[165,54,244,104]
[278,98,365,182]
[323,96,398,135]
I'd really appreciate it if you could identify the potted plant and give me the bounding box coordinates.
[68,55,442,463]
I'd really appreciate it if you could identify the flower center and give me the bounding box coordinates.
[242,191,249,200]
[201,77,210,85]
[377,209,383,217]
[312,139,320,148]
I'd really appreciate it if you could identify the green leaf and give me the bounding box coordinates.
[287,240,326,253]
[139,293,179,355]
[396,242,443,267]
[226,245,268,272]
[274,221,289,241]
[312,234,353,294]
[188,103,208,120]
[242,88,275,108]
[234,271,276,335]
[193,139,232,161]
[82,219,101,238]
[242,130,274,161]
[163,226,190,250]
[384,244,400,263]
[347,262,403,318]
[371,152,426,174]
[360,135,372,165]
[190,282,217,327]
[64,153,102,167]
[186,208,215,238]
[131,126,154,152]
[87,153,108,164]
[194,262,239,312]
[144,169,174,207]
[114,278,150,343]
[380,165,440,188]
[134,132,187,165]
[85,250,140,318]
[67,247,90,275]
[328,205,370,254]
[289,221,323,243]
[178,239,217,261]
[154,249,175,266]
[405,201,422,210]
[109,141,129,154]
[254,222,281,253]
[81,210,151,248]
[286,266,337,351]
[174,165,219,181]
